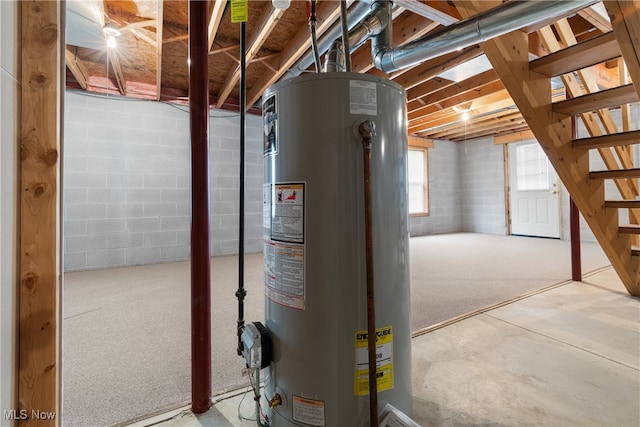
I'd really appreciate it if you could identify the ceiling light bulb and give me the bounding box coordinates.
[461,110,470,122]
[272,0,290,10]
[107,35,117,49]
[103,24,121,38]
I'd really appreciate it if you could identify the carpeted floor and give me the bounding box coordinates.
[61,233,610,426]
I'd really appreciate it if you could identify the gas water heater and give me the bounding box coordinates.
[261,72,411,426]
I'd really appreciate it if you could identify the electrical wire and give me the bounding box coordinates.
[248,368,270,426]
[237,383,256,422]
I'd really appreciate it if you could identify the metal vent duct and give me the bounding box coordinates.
[371,0,600,73]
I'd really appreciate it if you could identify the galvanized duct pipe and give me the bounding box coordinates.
[287,0,371,77]
[368,0,599,73]
[348,2,390,52]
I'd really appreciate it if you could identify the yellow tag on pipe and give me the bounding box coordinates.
[231,0,248,23]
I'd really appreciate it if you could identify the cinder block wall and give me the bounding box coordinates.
[63,91,263,271]
[460,138,507,234]
[409,140,462,235]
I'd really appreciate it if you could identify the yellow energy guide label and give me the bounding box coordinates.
[354,326,394,395]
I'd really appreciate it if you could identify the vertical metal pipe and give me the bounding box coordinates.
[309,0,322,73]
[340,0,351,72]
[189,0,212,414]
[570,116,582,282]
[359,120,378,427]
[237,21,248,355]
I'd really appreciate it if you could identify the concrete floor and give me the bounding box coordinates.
[127,267,639,427]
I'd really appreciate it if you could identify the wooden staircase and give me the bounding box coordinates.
[454,0,640,296]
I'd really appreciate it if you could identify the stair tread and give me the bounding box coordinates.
[573,129,640,149]
[619,225,640,234]
[605,200,640,206]
[590,168,640,179]
[553,84,638,116]
[530,31,621,77]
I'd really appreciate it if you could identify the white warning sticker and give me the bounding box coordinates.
[293,395,325,427]
[350,80,377,115]
[264,240,305,310]
[272,183,305,244]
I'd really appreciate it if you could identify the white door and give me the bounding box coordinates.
[509,141,561,238]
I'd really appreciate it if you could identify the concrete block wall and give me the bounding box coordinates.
[63,91,263,271]
[409,140,462,235]
[460,137,507,234]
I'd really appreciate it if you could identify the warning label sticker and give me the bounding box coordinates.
[350,80,377,115]
[263,93,278,156]
[264,240,305,310]
[263,183,271,240]
[354,326,394,396]
[271,183,305,244]
[292,396,325,427]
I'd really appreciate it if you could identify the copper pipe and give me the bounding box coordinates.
[359,120,378,427]
[189,0,212,414]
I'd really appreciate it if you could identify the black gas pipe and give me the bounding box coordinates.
[236,18,248,356]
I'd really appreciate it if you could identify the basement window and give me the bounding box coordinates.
[408,147,429,216]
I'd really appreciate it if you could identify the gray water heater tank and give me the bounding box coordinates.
[262,72,412,426]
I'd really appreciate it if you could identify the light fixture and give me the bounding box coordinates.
[461,109,470,122]
[272,0,291,10]
[103,23,121,49]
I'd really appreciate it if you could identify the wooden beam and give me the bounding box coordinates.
[208,0,227,52]
[394,0,459,25]
[20,1,62,424]
[407,135,434,148]
[494,130,535,145]
[578,5,613,32]
[392,44,484,90]
[64,48,88,90]
[217,3,284,108]
[529,31,621,77]
[107,48,127,95]
[408,82,506,122]
[552,83,638,115]
[156,0,164,101]
[246,0,345,109]
[413,69,499,108]
[604,0,640,98]
[409,92,515,133]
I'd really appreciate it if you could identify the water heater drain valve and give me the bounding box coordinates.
[240,321,272,369]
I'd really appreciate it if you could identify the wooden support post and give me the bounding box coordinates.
[20,1,63,425]
[189,0,212,415]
